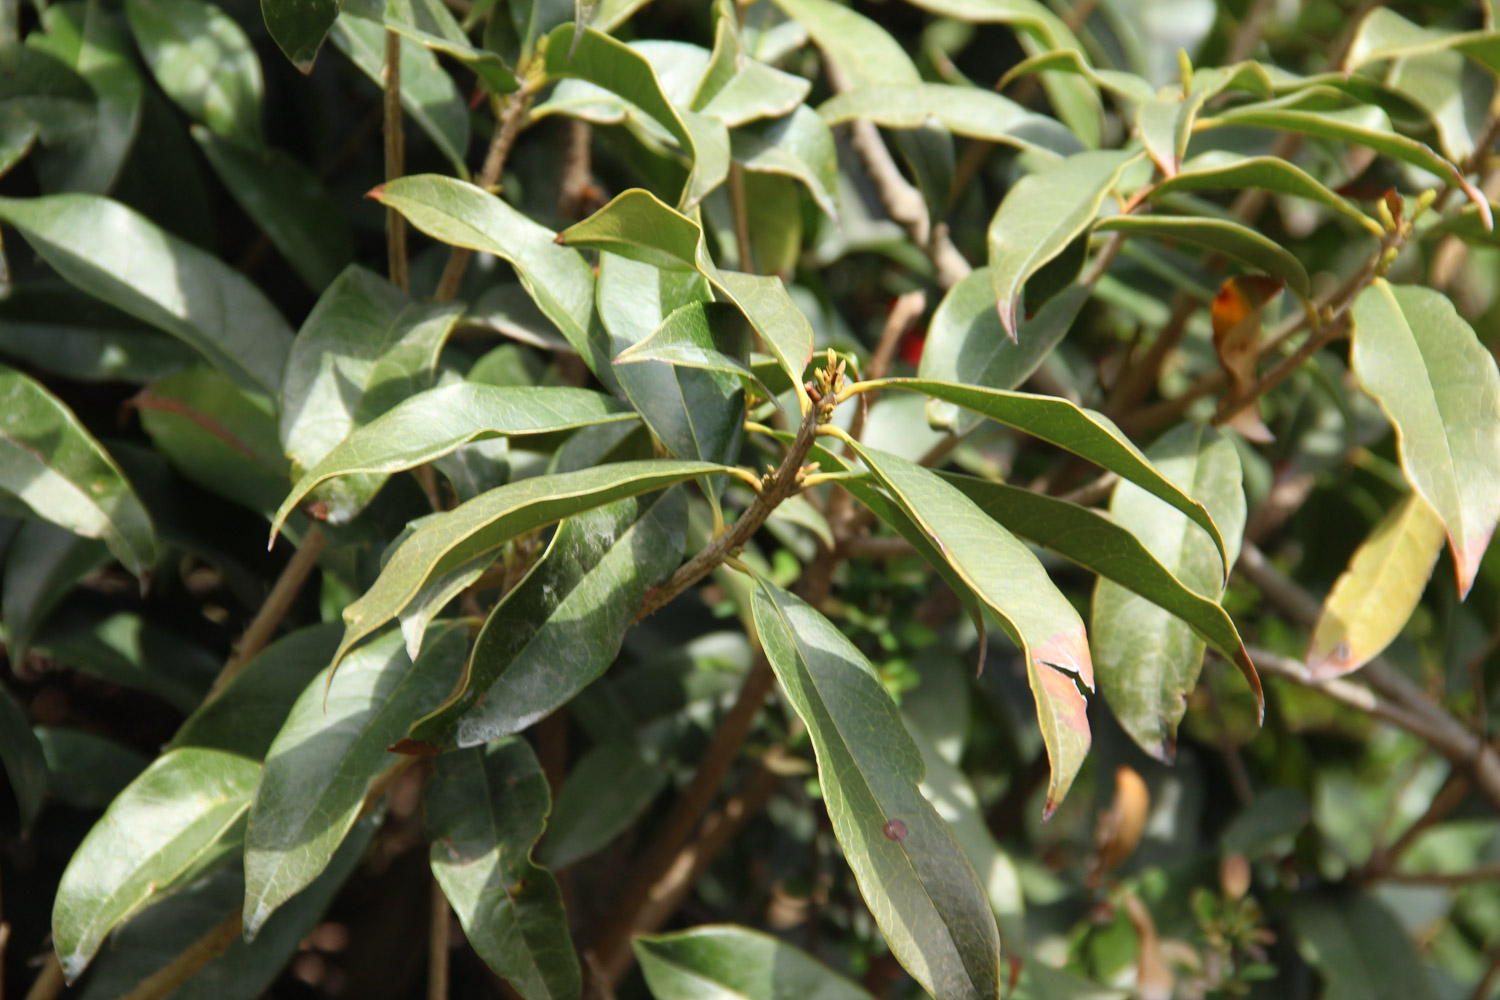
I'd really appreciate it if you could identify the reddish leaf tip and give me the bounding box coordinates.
[366,184,386,201]
[553,232,568,245]
[388,738,443,756]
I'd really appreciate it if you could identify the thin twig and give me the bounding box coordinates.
[117,911,244,1000]
[23,955,62,1000]
[1362,772,1470,878]
[729,162,756,274]
[384,30,408,291]
[428,876,450,1000]
[1371,864,1500,886]
[206,526,326,700]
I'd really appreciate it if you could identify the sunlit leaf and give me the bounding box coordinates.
[635,925,873,1000]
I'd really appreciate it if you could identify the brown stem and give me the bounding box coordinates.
[1363,772,1470,878]
[1370,864,1500,886]
[557,119,595,220]
[118,911,244,1000]
[206,526,326,700]
[590,658,778,978]
[428,877,451,1000]
[434,84,535,302]
[729,162,756,274]
[23,955,62,1000]
[384,30,409,291]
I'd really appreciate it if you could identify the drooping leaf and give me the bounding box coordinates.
[752,577,1002,1000]
[242,626,467,936]
[1,522,110,663]
[988,150,1140,338]
[329,9,470,173]
[1306,492,1445,678]
[33,607,220,713]
[426,739,582,1000]
[691,10,809,127]
[34,726,149,811]
[818,84,1080,159]
[124,0,263,148]
[731,104,840,220]
[279,265,462,516]
[383,0,517,93]
[333,461,724,669]
[0,283,197,383]
[874,378,1232,573]
[0,365,155,574]
[1092,215,1311,298]
[847,441,1093,814]
[403,489,686,749]
[371,175,614,386]
[0,684,46,829]
[1349,280,1500,597]
[171,624,343,760]
[52,747,262,980]
[1149,153,1382,235]
[1091,423,1246,760]
[272,383,636,536]
[544,25,728,209]
[556,189,814,404]
[261,0,338,71]
[634,925,874,1000]
[192,129,354,292]
[0,194,295,395]
[538,740,667,869]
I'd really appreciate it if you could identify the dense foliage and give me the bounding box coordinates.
[2,0,1500,998]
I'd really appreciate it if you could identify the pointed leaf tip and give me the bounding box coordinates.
[552,232,567,244]
[366,184,385,201]
[388,738,442,756]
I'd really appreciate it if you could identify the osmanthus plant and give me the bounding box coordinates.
[2,0,1500,999]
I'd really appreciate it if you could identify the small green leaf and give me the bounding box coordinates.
[731,105,840,220]
[998,49,1157,104]
[875,378,1232,574]
[272,383,636,537]
[819,84,1080,159]
[1290,889,1440,1000]
[635,925,873,1000]
[691,11,809,126]
[1134,64,1273,177]
[538,740,667,869]
[372,175,613,386]
[0,365,155,575]
[1150,153,1382,234]
[544,25,728,209]
[770,0,918,87]
[405,490,686,748]
[1344,7,1500,77]
[334,461,725,669]
[124,0,263,148]
[0,684,46,829]
[427,740,582,1000]
[988,149,1140,338]
[192,129,354,293]
[1092,215,1310,298]
[242,626,467,936]
[0,194,295,395]
[52,747,262,980]
[1307,493,1445,678]
[280,265,462,515]
[752,578,1002,1000]
[34,726,149,812]
[1350,280,1500,597]
[261,0,338,71]
[1090,423,1246,760]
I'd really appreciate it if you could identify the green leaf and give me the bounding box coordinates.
[272,383,636,536]
[383,0,518,94]
[752,577,1002,1000]
[242,625,467,936]
[0,283,197,383]
[136,366,291,518]
[0,365,155,574]
[1090,423,1246,760]
[279,265,461,514]
[557,189,814,404]
[988,149,1140,338]
[333,460,724,670]
[920,272,1088,430]
[0,684,46,829]
[33,607,219,713]
[261,0,338,71]
[1350,280,1500,597]
[942,472,1258,709]
[427,739,582,1000]
[124,0,263,148]
[818,84,1081,159]
[1,522,110,663]
[1092,215,1310,298]
[172,624,343,760]
[997,49,1157,104]
[35,726,149,811]
[404,489,686,749]
[1307,492,1445,678]
[875,378,1232,574]
[372,175,614,387]
[329,9,470,173]
[635,925,874,1000]
[731,104,840,220]
[1420,200,1500,248]
[846,441,1093,814]
[1290,889,1439,1000]
[1150,153,1382,235]
[1201,96,1492,228]
[537,740,666,869]
[0,194,294,395]
[192,129,354,292]
[769,0,919,87]
[1134,64,1273,177]
[1344,7,1500,77]
[614,299,765,394]
[691,10,809,127]
[0,32,105,182]
[52,747,262,980]
[544,25,728,210]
